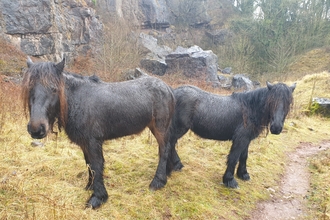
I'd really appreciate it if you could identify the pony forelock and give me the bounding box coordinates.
[21,61,68,129]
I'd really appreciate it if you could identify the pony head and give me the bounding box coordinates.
[266,81,296,135]
[22,57,67,139]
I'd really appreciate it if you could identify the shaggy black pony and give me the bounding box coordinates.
[22,58,175,209]
[167,82,296,188]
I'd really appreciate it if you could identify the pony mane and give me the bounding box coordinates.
[63,72,101,87]
[21,61,68,129]
[232,83,293,133]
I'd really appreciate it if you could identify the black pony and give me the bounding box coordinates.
[167,82,296,188]
[22,58,175,209]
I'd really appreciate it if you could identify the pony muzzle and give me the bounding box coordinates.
[27,121,49,139]
[270,123,283,135]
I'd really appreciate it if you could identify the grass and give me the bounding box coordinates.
[287,48,330,79]
[309,149,330,219]
[1,67,330,219]
[0,40,26,77]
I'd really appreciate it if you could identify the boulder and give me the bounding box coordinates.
[313,97,330,108]
[311,97,330,117]
[217,74,232,89]
[231,74,254,91]
[165,45,218,81]
[138,33,172,75]
[140,55,167,76]
[220,67,232,74]
[138,33,172,58]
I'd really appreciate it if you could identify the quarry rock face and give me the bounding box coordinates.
[99,0,210,28]
[0,0,102,62]
[0,0,211,63]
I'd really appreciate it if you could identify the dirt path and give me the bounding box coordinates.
[249,141,330,220]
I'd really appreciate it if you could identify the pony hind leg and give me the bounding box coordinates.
[147,120,171,190]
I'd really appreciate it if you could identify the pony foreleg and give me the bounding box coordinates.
[84,142,108,209]
[223,140,248,188]
[223,157,239,188]
[236,146,250,181]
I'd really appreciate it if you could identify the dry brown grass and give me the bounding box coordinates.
[0,38,26,77]
[287,48,330,80]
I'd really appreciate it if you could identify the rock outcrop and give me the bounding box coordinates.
[312,97,330,117]
[97,0,211,28]
[165,45,218,81]
[0,0,221,67]
[0,0,102,62]
[139,33,172,76]
[138,33,218,81]
[231,74,255,91]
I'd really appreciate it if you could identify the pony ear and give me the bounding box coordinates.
[266,81,273,90]
[290,83,296,92]
[55,58,65,75]
[27,56,33,68]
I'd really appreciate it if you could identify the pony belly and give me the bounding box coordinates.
[104,125,147,140]
[192,126,233,141]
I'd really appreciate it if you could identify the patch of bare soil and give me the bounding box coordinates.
[249,141,330,220]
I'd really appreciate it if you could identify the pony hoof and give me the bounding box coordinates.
[237,173,250,181]
[223,179,239,188]
[149,178,166,191]
[86,195,108,209]
[173,162,184,171]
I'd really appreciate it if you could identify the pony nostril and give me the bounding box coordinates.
[270,124,282,134]
[28,122,48,138]
[39,124,46,135]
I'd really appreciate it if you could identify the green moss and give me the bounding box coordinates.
[309,102,330,117]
